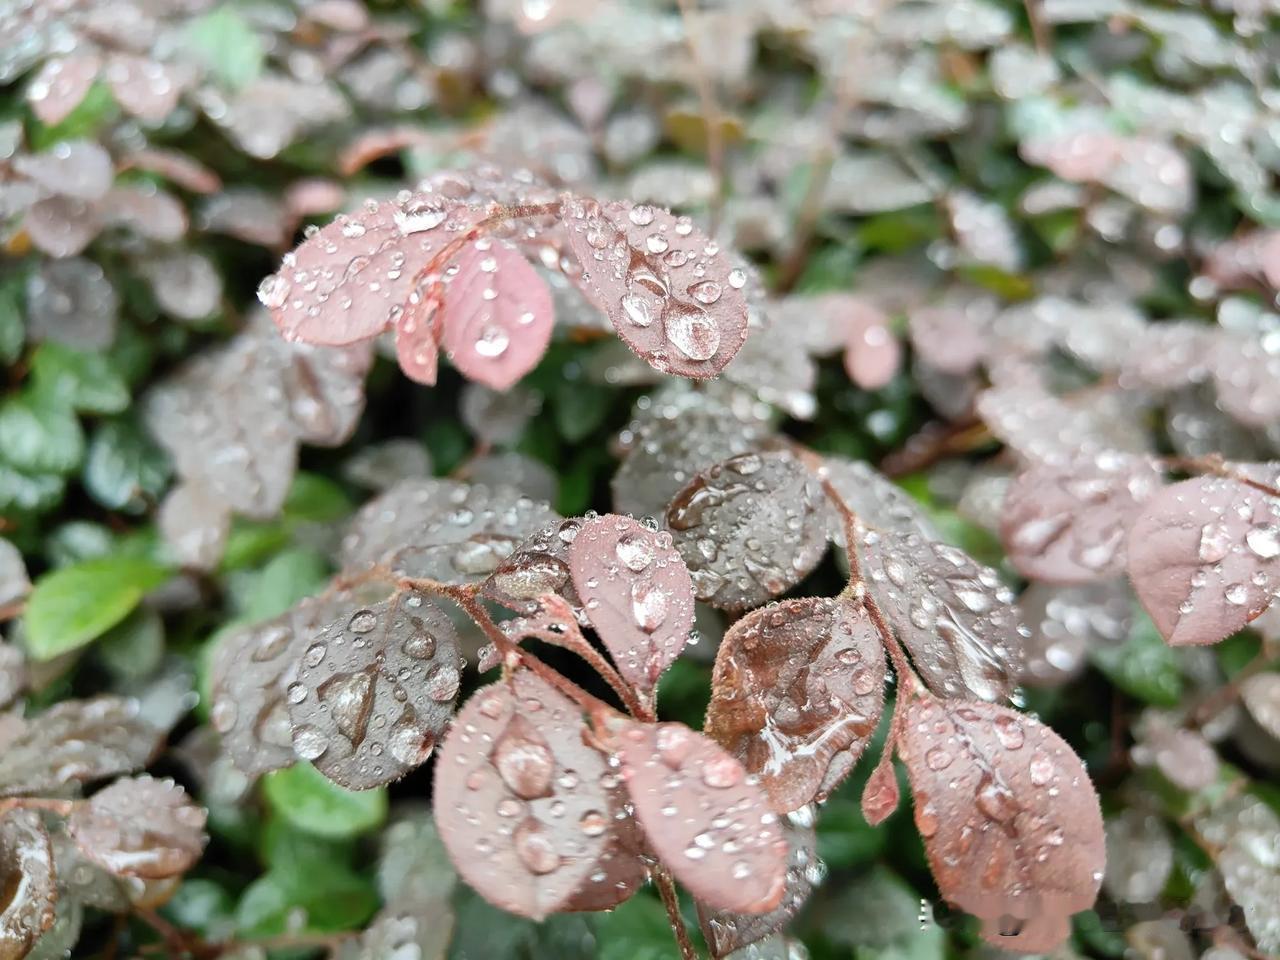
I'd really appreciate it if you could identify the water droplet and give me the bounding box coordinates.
[514,818,561,874]
[492,719,555,799]
[615,532,654,571]
[1246,524,1280,559]
[665,303,720,361]
[688,280,722,304]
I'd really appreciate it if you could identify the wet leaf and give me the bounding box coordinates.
[286,590,460,789]
[68,776,206,879]
[897,696,1105,952]
[858,529,1025,702]
[1195,797,1280,954]
[1019,580,1132,688]
[1241,673,1280,741]
[0,390,83,476]
[481,516,586,614]
[861,753,901,827]
[697,811,820,958]
[27,54,101,126]
[1001,454,1164,584]
[440,239,554,390]
[1126,476,1280,646]
[667,450,832,612]
[0,696,161,796]
[159,483,231,572]
[705,596,886,812]
[0,538,30,610]
[562,197,749,379]
[569,514,695,691]
[29,343,128,415]
[25,257,117,350]
[23,556,170,661]
[0,811,57,957]
[819,456,938,542]
[1103,810,1173,904]
[433,672,622,920]
[611,718,788,914]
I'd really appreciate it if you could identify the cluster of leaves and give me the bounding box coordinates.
[3,0,1280,958]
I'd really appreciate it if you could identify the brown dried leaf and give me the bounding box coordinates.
[0,811,57,957]
[68,776,207,879]
[668,450,832,612]
[697,812,819,958]
[287,590,460,789]
[569,514,695,691]
[0,697,161,797]
[705,597,885,812]
[1126,476,1280,646]
[611,719,788,915]
[433,672,622,920]
[859,529,1026,701]
[898,696,1105,952]
[1001,454,1164,584]
[562,197,749,379]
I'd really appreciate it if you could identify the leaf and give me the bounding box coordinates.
[1090,606,1184,707]
[0,390,84,476]
[23,556,170,661]
[1195,797,1280,954]
[819,456,938,541]
[705,596,886,813]
[1019,580,1132,687]
[857,529,1026,701]
[697,812,820,958]
[393,284,442,386]
[433,672,621,920]
[1102,810,1173,904]
[896,696,1105,952]
[27,54,101,125]
[262,762,387,839]
[593,894,681,960]
[1001,454,1163,584]
[667,450,832,612]
[562,198,749,379]
[0,538,30,610]
[287,590,460,788]
[0,696,161,797]
[68,776,207,879]
[843,313,902,391]
[181,7,265,90]
[158,483,231,571]
[235,866,377,937]
[610,718,788,914]
[82,419,172,514]
[439,239,554,390]
[0,811,57,957]
[568,514,696,691]
[260,195,479,347]
[1135,476,1280,646]
[0,272,24,366]
[481,516,585,614]
[860,754,901,827]
[241,548,330,622]
[25,257,117,351]
[1241,673,1280,741]
[29,343,128,415]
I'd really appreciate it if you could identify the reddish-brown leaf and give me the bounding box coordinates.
[610,719,788,915]
[562,197,749,379]
[705,597,885,813]
[259,194,479,346]
[68,776,207,879]
[1001,454,1163,584]
[568,514,695,691]
[1126,476,1280,646]
[433,672,625,920]
[0,810,57,956]
[440,239,553,390]
[860,750,900,826]
[897,696,1104,952]
[286,590,460,789]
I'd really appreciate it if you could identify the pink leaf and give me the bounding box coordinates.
[432,672,623,920]
[120,148,222,194]
[843,317,901,390]
[27,54,101,126]
[105,54,188,123]
[898,696,1105,952]
[562,197,749,379]
[440,239,553,390]
[260,194,480,346]
[610,718,788,915]
[860,751,900,826]
[1126,476,1280,646]
[568,514,695,691]
[1001,454,1164,584]
[704,596,885,812]
[393,283,442,386]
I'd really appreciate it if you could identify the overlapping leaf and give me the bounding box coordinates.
[67,777,207,879]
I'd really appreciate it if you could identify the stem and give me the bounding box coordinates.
[1024,0,1051,53]
[775,143,836,293]
[1187,640,1280,729]
[674,0,725,232]
[1162,454,1280,500]
[653,865,700,960]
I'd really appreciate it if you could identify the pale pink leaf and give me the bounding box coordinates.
[1126,476,1280,646]
[393,287,441,386]
[562,197,749,379]
[68,776,207,879]
[568,514,695,691]
[440,240,553,390]
[1000,454,1164,584]
[705,596,885,813]
[105,54,187,122]
[610,718,788,914]
[843,319,901,390]
[481,517,586,614]
[24,196,101,258]
[432,672,621,920]
[898,696,1105,952]
[27,53,102,126]
[860,750,900,826]
[120,148,222,194]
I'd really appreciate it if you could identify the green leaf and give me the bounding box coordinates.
[29,81,119,151]
[262,762,387,839]
[182,7,265,90]
[235,866,377,938]
[593,894,683,960]
[282,472,352,524]
[24,555,171,660]
[219,521,290,572]
[30,342,129,414]
[82,419,171,513]
[45,521,116,567]
[0,463,65,514]
[553,379,610,442]
[0,272,24,365]
[823,866,945,960]
[0,390,84,475]
[259,816,356,873]
[163,880,237,940]
[239,548,330,622]
[96,606,165,681]
[1091,605,1184,707]
[424,419,471,476]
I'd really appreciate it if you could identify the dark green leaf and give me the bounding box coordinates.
[0,390,84,475]
[82,419,171,513]
[30,343,129,414]
[1091,606,1184,707]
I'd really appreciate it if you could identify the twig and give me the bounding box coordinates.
[674,0,725,232]
[1187,640,1280,729]
[1024,0,1051,54]
[653,865,700,960]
